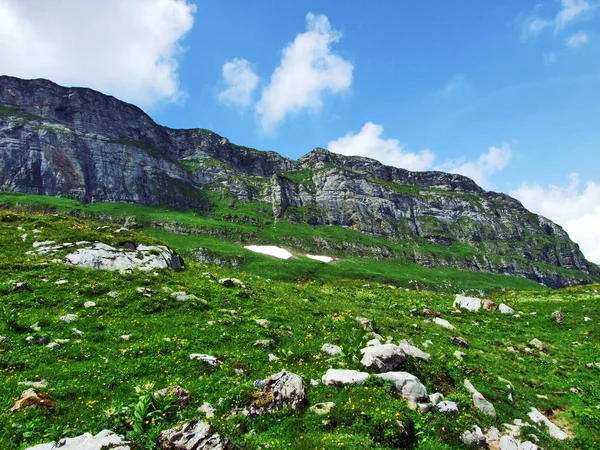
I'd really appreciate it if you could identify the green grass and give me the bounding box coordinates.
[0,208,599,449]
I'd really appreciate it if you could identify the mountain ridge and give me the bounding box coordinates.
[0,75,597,288]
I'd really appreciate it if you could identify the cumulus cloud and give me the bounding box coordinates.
[327,122,435,171]
[566,31,590,48]
[255,13,353,131]
[0,0,196,108]
[436,144,512,189]
[217,58,259,109]
[510,174,600,264]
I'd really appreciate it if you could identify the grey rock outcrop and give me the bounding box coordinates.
[1,75,597,288]
[24,430,129,450]
[240,370,307,416]
[322,369,369,385]
[360,344,406,372]
[375,372,429,402]
[65,243,176,271]
[157,420,229,449]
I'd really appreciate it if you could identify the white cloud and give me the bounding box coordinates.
[217,58,259,109]
[436,144,512,189]
[566,31,590,48]
[510,174,600,264]
[327,122,435,171]
[255,13,353,131]
[0,0,196,108]
[543,52,559,64]
[522,0,592,39]
[555,0,592,31]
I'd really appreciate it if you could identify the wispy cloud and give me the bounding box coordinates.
[522,0,593,40]
[510,173,600,263]
[566,31,590,48]
[217,58,259,109]
[255,13,353,131]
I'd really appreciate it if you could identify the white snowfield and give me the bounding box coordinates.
[244,245,293,259]
[306,254,334,263]
[243,245,335,263]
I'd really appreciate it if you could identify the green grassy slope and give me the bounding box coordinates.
[0,208,599,449]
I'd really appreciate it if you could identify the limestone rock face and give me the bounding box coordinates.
[24,430,129,450]
[1,75,597,288]
[64,243,176,271]
[157,420,229,450]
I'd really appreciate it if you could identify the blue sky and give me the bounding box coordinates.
[1,0,599,262]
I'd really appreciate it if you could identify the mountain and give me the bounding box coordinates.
[0,75,597,288]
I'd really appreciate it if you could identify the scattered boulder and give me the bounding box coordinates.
[482,300,498,311]
[24,430,129,450]
[355,316,373,331]
[451,336,469,348]
[398,340,431,361]
[157,419,229,449]
[375,372,429,402]
[11,281,32,292]
[322,369,370,385]
[169,254,184,272]
[65,242,177,272]
[218,278,246,288]
[527,407,568,440]
[309,402,335,415]
[473,392,497,418]
[190,354,221,366]
[529,338,545,352]
[9,389,56,412]
[461,425,487,447]
[154,385,191,407]
[84,301,96,308]
[360,344,406,372]
[454,294,481,311]
[433,317,456,330]
[171,291,201,302]
[321,343,342,356]
[437,401,458,413]
[552,311,564,325]
[240,370,306,416]
[499,304,515,315]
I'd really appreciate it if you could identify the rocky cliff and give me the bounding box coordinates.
[0,75,597,287]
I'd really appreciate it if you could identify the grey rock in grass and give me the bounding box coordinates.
[190,354,220,366]
[527,407,568,440]
[473,392,497,418]
[365,338,381,347]
[242,370,307,416]
[254,319,271,328]
[451,336,469,348]
[158,419,229,449]
[499,304,515,315]
[60,314,78,323]
[499,435,520,450]
[398,341,431,361]
[552,311,564,324]
[360,344,406,372]
[11,281,32,292]
[375,372,429,402]
[321,343,342,356]
[529,338,545,352]
[24,430,129,450]
[429,392,444,405]
[309,402,335,415]
[198,402,216,418]
[171,291,200,302]
[436,401,458,413]
[422,308,441,317]
[482,300,498,311]
[464,379,478,394]
[322,369,370,385]
[433,317,456,330]
[355,316,373,331]
[65,242,176,272]
[453,294,481,311]
[521,441,539,450]
[218,278,246,288]
[461,425,487,447]
[84,301,96,308]
[254,340,273,348]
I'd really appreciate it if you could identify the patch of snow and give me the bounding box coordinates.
[306,254,334,263]
[244,245,293,259]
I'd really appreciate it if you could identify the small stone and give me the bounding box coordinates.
[47,342,60,349]
[429,392,444,405]
[529,338,545,351]
[158,420,229,449]
[60,314,78,323]
[190,354,220,366]
[35,336,49,345]
[451,336,469,347]
[254,340,272,348]
[552,311,564,324]
[107,291,120,298]
[30,322,41,332]
[482,300,498,311]
[84,301,96,308]
[453,294,481,311]
[11,281,32,292]
[10,389,56,412]
[218,277,246,288]
[321,343,342,356]
[422,308,440,317]
[436,401,458,413]
[268,353,279,361]
[499,435,521,450]
[461,425,486,447]
[120,335,131,341]
[254,319,271,328]
[322,369,369,385]
[463,379,478,394]
[355,316,372,331]
[584,317,592,322]
[433,317,456,330]
[154,385,191,407]
[198,402,215,418]
[398,340,431,361]
[499,304,515,315]
[473,393,496,418]
[55,280,68,286]
[72,328,84,337]
[375,372,429,402]
[454,350,467,360]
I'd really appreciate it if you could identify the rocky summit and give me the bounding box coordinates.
[0,75,598,287]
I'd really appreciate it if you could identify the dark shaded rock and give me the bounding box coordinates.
[451,336,469,348]
[11,281,32,292]
[35,336,49,346]
[552,311,564,324]
[170,254,184,272]
[154,385,191,407]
